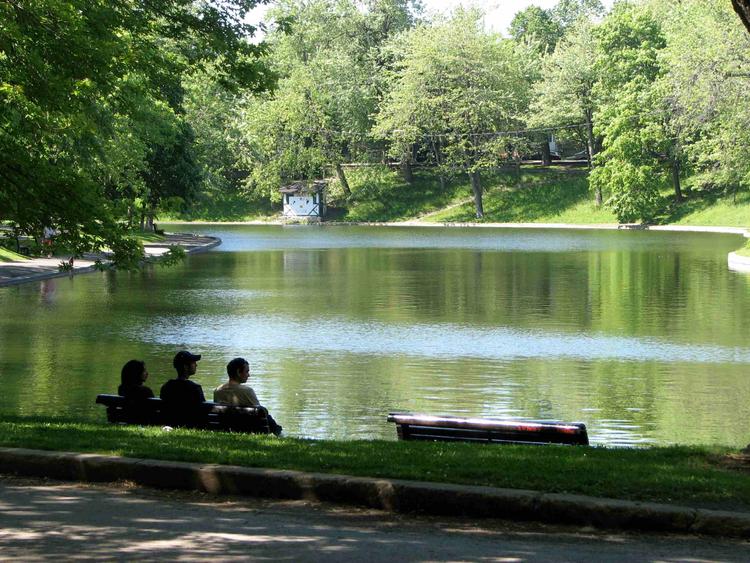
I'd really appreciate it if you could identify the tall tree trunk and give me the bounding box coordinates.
[585,112,602,206]
[400,157,413,183]
[541,140,552,166]
[145,208,155,231]
[335,163,351,197]
[429,137,446,191]
[671,158,683,202]
[470,171,483,219]
[732,0,750,34]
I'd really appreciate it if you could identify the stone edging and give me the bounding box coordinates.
[0,234,221,288]
[1,447,748,538]
[728,252,750,273]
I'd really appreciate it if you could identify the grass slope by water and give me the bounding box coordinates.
[335,165,617,224]
[340,166,750,227]
[0,247,30,262]
[2,417,749,511]
[169,165,750,229]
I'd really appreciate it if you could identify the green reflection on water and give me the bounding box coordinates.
[0,226,749,446]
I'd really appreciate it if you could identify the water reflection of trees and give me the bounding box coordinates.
[1,234,749,446]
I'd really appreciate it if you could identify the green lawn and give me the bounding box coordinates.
[153,165,750,231]
[421,168,617,224]
[339,166,618,224]
[340,166,467,222]
[735,239,750,257]
[666,190,750,227]
[0,246,30,262]
[2,417,749,511]
[133,232,166,243]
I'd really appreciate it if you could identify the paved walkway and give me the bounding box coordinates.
[0,233,220,287]
[2,447,750,540]
[1,475,748,562]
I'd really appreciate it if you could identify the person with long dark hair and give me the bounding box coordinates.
[118,359,154,400]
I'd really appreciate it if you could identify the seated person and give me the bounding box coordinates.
[118,359,154,401]
[160,350,206,425]
[214,357,282,435]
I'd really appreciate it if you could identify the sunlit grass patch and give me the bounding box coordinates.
[735,239,750,257]
[1,416,749,511]
[133,232,166,243]
[0,246,30,262]
[424,169,616,224]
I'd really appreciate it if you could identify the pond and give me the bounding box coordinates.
[1,224,749,447]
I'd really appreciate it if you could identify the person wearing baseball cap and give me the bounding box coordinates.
[160,350,206,425]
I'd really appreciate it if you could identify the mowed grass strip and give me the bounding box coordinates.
[0,247,31,262]
[1,417,748,511]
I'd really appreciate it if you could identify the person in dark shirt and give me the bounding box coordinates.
[118,359,154,401]
[160,350,205,426]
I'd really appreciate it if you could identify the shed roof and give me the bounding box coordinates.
[279,180,326,194]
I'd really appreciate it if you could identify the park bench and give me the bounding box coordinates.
[387,413,589,446]
[96,394,271,434]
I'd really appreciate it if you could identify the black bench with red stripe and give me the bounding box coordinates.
[387,413,589,446]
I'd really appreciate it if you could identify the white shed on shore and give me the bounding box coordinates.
[280,181,327,221]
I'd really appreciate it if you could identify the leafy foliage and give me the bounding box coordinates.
[374,9,534,217]
[589,3,670,222]
[0,0,272,266]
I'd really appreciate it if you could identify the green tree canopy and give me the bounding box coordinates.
[0,0,271,263]
[374,9,534,218]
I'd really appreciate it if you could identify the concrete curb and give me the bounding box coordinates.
[0,264,100,287]
[728,252,750,273]
[0,447,748,538]
[0,234,221,288]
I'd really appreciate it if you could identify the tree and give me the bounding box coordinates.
[552,0,605,29]
[509,6,562,54]
[589,3,680,223]
[509,0,604,54]
[375,9,533,218]
[527,20,603,202]
[659,0,750,196]
[238,0,417,201]
[0,0,272,264]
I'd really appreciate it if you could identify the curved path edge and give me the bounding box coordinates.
[162,219,750,236]
[1,447,748,538]
[0,233,221,288]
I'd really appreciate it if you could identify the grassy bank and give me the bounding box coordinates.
[167,165,750,229]
[0,247,30,263]
[735,238,750,257]
[331,165,617,224]
[2,417,749,511]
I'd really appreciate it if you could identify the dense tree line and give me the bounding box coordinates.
[1,0,272,263]
[2,0,750,250]
[202,0,750,222]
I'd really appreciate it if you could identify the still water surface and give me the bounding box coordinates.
[1,225,749,446]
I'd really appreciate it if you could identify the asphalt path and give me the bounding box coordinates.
[0,476,747,562]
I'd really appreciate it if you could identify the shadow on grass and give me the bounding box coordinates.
[344,167,463,222]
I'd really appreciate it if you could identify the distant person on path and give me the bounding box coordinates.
[42,226,57,257]
[214,357,282,435]
[160,351,206,426]
[118,359,154,401]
